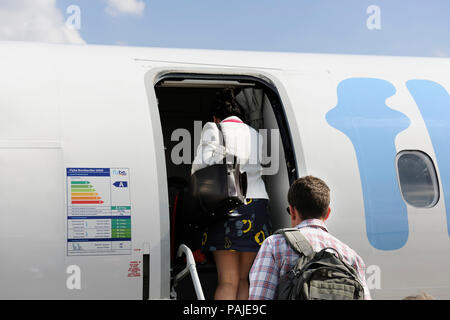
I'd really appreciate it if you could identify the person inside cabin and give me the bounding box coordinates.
[191,88,271,300]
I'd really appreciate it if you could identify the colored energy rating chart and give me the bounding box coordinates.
[66,168,132,256]
[70,181,104,204]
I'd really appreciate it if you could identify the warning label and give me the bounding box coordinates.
[128,260,141,278]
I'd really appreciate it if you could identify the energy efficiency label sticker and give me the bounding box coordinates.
[66,168,131,256]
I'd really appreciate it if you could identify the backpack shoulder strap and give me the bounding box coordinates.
[274,228,314,259]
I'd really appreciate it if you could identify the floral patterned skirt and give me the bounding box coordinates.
[201,199,271,253]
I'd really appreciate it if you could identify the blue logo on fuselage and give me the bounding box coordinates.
[406,80,450,239]
[326,78,410,251]
[326,78,450,251]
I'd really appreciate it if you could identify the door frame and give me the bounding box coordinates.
[143,66,302,298]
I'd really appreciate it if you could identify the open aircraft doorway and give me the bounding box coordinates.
[153,73,298,299]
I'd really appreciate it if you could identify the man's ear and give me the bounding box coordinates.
[289,205,297,224]
[324,207,331,221]
[289,205,294,218]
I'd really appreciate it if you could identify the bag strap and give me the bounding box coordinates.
[216,123,225,147]
[274,228,314,259]
[216,123,238,167]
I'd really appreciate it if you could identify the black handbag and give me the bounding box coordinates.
[190,123,247,225]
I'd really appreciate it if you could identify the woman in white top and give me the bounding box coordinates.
[191,89,271,300]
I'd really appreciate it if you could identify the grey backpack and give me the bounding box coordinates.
[275,228,365,300]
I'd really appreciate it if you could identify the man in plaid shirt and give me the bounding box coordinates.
[249,176,371,300]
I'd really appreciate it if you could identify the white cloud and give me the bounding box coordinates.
[0,0,85,44]
[105,0,146,17]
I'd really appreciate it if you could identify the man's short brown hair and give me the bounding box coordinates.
[287,175,330,220]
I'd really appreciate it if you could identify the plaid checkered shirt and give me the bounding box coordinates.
[248,219,372,300]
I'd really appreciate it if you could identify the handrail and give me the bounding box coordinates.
[174,244,205,300]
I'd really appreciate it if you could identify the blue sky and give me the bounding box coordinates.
[55,0,450,57]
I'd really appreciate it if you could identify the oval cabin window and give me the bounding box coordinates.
[396,151,439,208]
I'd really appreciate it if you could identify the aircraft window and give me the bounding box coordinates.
[396,151,439,208]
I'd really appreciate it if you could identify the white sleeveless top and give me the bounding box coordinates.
[191,116,269,200]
